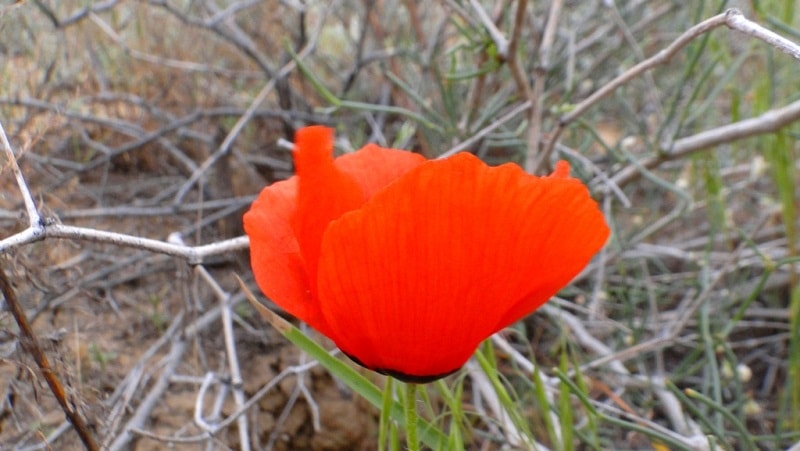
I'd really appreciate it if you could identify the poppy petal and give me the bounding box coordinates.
[316,153,609,378]
[293,126,365,288]
[493,161,610,329]
[335,143,427,197]
[293,127,427,288]
[243,178,332,334]
[244,127,426,336]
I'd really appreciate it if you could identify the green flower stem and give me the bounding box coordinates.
[405,382,420,451]
[379,377,394,451]
[239,277,446,448]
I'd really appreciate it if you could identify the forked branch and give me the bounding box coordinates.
[538,8,800,172]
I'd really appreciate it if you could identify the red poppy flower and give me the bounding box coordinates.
[244,126,610,382]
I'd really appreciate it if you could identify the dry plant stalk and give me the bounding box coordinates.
[534,8,800,172]
[2,3,800,449]
[0,265,99,451]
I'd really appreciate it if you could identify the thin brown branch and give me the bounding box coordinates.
[193,262,250,450]
[107,338,189,451]
[172,0,331,204]
[31,0,120,28]
[507,0,532,100]
[525,0,564,173]
[469,0,508,58]
[0,120,39,227]
[0,265,99,451]
[610,96,800,188]
[727,9,800,61]
[542,8,800,164]
[403,0,426,49]
[540,9,731,164]
[561,11,729,127]
[0,222,249,264]
[440,100,532,159]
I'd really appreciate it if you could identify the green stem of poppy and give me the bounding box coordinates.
[404,382,420,451]
[238,277,448,447]
[378,377,394,451]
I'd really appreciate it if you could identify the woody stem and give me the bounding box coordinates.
[404,382,420,451]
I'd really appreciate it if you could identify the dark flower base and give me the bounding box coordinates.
[343,351,459,384]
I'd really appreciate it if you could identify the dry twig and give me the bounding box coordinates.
[542,8,800,169]
[0,266,99,451]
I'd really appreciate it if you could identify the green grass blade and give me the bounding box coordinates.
[238,277,447,449]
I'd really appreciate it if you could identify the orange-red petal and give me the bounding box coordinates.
[293,126,365,290]
[243,177,332,334]
[293,127,427,289]
[316,153,609,378]
[244,126,426,336]
[335,143,427,197]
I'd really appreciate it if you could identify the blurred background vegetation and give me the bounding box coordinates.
[1,0,800,449]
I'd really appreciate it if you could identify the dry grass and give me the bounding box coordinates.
[1,1,800,450]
